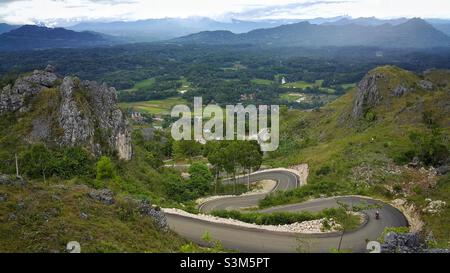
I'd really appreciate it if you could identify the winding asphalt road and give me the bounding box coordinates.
[165,170,408,253]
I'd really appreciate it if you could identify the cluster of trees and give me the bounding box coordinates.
[406,128,449,167]
[162,162,213,202]
[18,144,94,180]
[203,140,263,193]
[133,129,173,169]
[165,140,263,200]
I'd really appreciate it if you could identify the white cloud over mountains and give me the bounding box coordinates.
[0,0,449,26]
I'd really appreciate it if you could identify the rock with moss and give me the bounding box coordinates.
[352,71,384,119]
[381,232,450,253]
[88,189,115,205]
[0,66,132,160]
[138,200,169,231]
[352,66,426,120]
[0,69,58,114]
[0,174,27,186]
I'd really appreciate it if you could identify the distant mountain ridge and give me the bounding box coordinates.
[172,18,450,48]
[0,23,19,34]
[0,25,118,51]
[69,17,288,42]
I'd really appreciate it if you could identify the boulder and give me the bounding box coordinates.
[138,200,169,231]
[423,200,446,214]
[436,165,449,175]
[419,80,433,90]
[393,85,410,97]
[0,69,58,114]
[88,189,115,205]
[381,232,450,253]
[381,232,422,253]
[0,175,27,186]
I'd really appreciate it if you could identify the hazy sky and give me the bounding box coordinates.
[0,0,449,26]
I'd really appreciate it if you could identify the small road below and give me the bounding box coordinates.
[165,169,408,253]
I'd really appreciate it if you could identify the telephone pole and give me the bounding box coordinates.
[15,153,19,176]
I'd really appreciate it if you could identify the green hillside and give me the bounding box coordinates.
[265,66,450,246]
[0,180,186,253]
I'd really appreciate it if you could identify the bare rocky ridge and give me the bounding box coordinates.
[351,66,446,120]
[0,66,58,114]
[352,72,384,119]
[0,65,132,160]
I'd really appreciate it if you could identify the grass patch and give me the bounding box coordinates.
[251,78,273,85]
[119,97,187,115]
[283,80,323,89]
[0,182,186,253]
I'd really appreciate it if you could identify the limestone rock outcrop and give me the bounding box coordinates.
[352,72,384,119]
[0,66,132,160]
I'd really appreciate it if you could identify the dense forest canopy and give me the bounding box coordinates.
[1,44,449,108]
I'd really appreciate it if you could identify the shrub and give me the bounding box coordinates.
[188,162,213,196]
[408,129,449,167]
[96,156,115,180]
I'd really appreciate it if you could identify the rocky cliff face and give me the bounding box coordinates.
[0,65,132,160]
[351,66,439,120]
[0,66,58,114]
[352,71,384,119]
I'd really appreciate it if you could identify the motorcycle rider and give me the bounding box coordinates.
[375,210,380,220]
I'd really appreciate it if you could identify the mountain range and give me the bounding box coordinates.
[0,23,19,34]
[173,18,450,48]
[0,17,449,51]
[69,16,450,41]
[0,25,118,51]
[68,17,296,42]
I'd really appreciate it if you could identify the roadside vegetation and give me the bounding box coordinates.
[211,207,361,231]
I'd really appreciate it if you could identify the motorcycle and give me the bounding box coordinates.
[375,211,380,220]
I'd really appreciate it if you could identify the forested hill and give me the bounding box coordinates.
[173,18,450,48]
[0,25,118,51]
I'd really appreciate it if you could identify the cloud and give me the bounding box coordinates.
[0,0,449,25]
[226,1,352,20]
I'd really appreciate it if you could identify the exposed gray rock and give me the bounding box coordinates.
[408,156,421,168]
[8,213,17,221]
[82,80,132,160]
[17,201,25,209]
[138,200,169,231]
[88,189,115,205]
[0,175,27,186]
[381,232,423,253]
[394,85,410,97]
[381,232,450,253]
[58,77,132,160]
[423,200,446,214]
[59,77,93,146]
[0,193,7,202]
[80,212,89,220]
[419,80,433,90]
[352,72,384,119]
[436,165,449,175]
[0,69,58,114]
[45,64,56,73]
[424,249,450,253]
[0,66,132,160]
